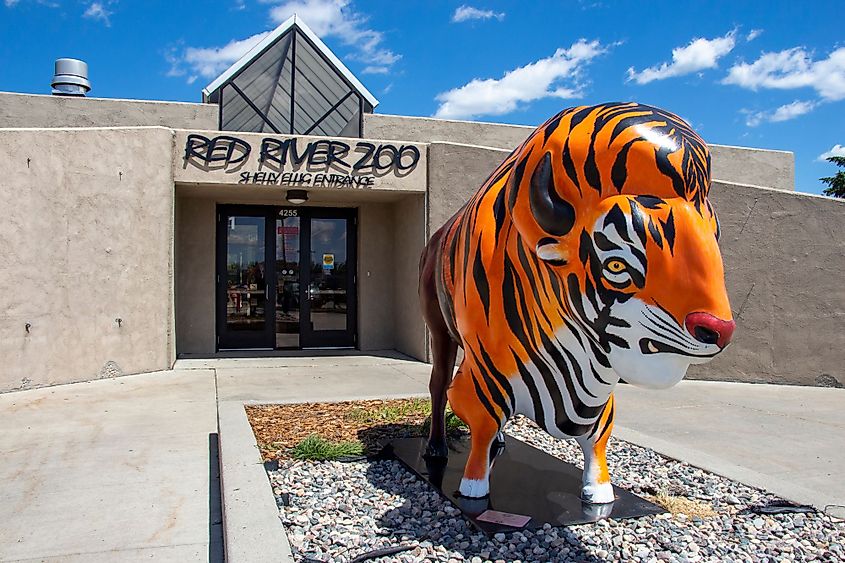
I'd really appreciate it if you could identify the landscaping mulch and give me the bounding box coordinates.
[246,399,436,461]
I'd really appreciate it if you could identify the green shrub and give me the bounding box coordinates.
[289,434,364,461]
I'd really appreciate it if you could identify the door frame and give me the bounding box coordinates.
[215,204,357,351]
[216,205,277,350]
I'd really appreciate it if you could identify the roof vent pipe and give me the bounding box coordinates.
[51,58,91,96]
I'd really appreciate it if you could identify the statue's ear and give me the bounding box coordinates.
[528,151,576,262]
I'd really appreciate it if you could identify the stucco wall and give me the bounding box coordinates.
[0,92,217,130]
[365,113,795,191]
[357,202,396,351]
[690,181,845,386]
[426,142,511,235]
[709,145,794,194]
[424,142,844,387]
[392,194,427,361]
[0,127,175,392]
[365,113,532,152]
[174,196,216,354]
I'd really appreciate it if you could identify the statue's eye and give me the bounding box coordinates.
[605,260,626,273]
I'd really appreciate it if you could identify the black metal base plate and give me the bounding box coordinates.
[387,436,664,535]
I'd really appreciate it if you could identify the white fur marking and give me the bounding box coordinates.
[459,477,489,498]
[581,482,615,504]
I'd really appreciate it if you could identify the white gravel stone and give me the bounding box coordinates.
[267,416,845,562]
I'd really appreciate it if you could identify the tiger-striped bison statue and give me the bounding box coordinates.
[419,102,734,504]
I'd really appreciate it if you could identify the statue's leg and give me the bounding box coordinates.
[419,228,459,458]
[577,394,616,504]
[448,363,503,498]
[425,328,458,458]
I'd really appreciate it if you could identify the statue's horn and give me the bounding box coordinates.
[529,151,575,237]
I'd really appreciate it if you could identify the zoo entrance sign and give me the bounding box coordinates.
[183,133,421,189]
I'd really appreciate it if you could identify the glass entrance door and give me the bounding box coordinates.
[301,209,357,348]
[217,207,276,350]
[216,205,356,351]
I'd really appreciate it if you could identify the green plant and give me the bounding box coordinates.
[289,434,364,461]
[421,407,469,435]
[445,411,469,432]
[820,155,845,198]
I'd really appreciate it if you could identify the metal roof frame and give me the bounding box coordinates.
[202,15,379,109]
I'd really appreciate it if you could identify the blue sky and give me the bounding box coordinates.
[1,0,843,194]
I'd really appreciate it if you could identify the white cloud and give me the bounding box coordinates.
[433,39,606,120]
[267,0,399,68]
[744,100,818,127]
[746,29,763,42]
[168,0,399,84]
[818,144,845,161]
[6,0,62,7]
[723,46,845,101]
[181,32,270,79]
[361,65,389,74]
[627,32,736,84]
[452,5,505,23]
[83,2,112,25]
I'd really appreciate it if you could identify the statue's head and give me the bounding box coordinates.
[506,102,734,389]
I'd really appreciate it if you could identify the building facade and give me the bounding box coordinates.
[1,18,843,392]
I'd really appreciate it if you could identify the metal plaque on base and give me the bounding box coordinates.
[387,436,664,535]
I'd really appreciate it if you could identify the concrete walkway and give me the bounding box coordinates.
[175,352,431,404]
[0,369,221,562]
[1,355,843,561]
[613,380,845,516]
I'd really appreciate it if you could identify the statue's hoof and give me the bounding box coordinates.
[424,439,448,459]
[456,495,490,516]
[581,482,615,504]
[582,501,614,520]
[459,477,490,498]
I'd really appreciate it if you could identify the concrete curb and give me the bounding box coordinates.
[218,400,294,563]
[614,425,843,516]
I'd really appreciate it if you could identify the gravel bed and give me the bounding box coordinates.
[268,416,844,562]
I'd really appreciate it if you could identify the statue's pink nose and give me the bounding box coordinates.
[684,312,735,348]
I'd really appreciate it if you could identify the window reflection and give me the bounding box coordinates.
[226,216,265,331]
[309,218,348,331]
